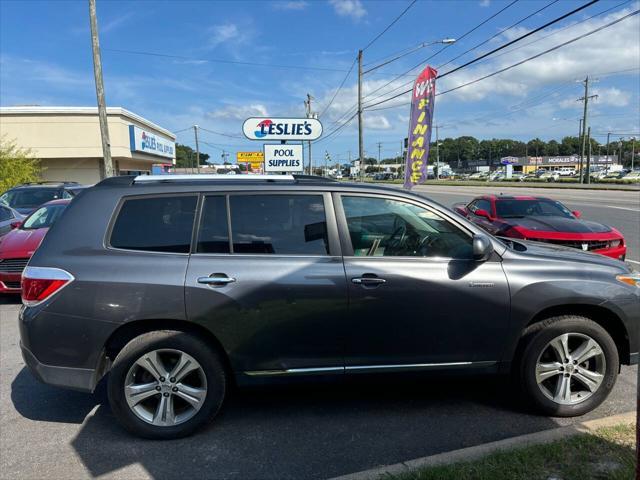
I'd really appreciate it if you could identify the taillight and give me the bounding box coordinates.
[21,266,74,306]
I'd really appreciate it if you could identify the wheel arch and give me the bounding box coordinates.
[515,304,630,366]
[104,319,234,380]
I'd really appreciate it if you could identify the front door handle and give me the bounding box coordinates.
[197,274,236,286]
[351,277,386,285]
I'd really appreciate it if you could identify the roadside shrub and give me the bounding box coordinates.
[0,137,42,192]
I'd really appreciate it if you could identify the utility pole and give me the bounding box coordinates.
[377,142,382,164]
[585,127,592,184]
[631,137,636,170]
[606,132,611,158]
[88,0,114,179]
[577,76,598,183]
[193,125,201,174]
[435,125,441,180]
[304,93,315,175]
[357,49,364,174]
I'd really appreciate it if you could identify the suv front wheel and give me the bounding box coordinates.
[519,316,618,417]
[107,330,226,439]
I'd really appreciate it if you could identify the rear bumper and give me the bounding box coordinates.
[20,342,100,392]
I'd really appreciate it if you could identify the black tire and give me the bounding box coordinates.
[518,316,618,417]
[107,330,226,439]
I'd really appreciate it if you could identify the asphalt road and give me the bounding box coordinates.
[0,299,636,480]
[408,184,640,265]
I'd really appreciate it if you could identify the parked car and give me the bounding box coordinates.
[0,182,85,215]
[453,195,626,260]
[0,205,24,237]
[622,171,640,182]
[20,175,638,439]
[468,172,489,180]
[0,199,70,294]
[557,167,576,177]
[538,171,560,182]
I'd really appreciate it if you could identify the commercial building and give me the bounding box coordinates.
[479,155,619,173]
[0,106,175,184]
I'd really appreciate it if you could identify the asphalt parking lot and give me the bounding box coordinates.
[0,299,636,480]
[0,184,638,480]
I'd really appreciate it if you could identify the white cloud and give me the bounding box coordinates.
[208,104,269,120]
[71,11,134,35]
[329,0,367,21]
[365,114,391,130]
[273,1,309,11]
[208,23,241,48]
[593,87,632,107]
[479,0,491,7]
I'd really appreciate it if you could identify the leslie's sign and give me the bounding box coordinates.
[242,117,322,141]
[129,125,175,159]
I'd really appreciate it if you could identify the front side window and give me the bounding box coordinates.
[229,194,329,255]
[22,204,67,230]
[0,206,13,221]
[469,199,491,214]
[110,195,197,253]
[495,199,573,218]
[342,196,472,259]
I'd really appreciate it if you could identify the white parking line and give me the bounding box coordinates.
[627,259,640,265]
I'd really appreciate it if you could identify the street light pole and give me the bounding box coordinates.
[357,50,364,175]
[88,0,114,179]
[193,125,200,174]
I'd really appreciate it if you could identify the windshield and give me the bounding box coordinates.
[495,199,573,219]
[22,204,67,230]
[0,188,62,209]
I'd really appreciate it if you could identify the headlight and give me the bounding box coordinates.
[616,273,640,287]
[609,239,622,248]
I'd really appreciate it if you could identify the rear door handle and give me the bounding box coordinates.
[351,277,386,285]
[197,274,236,286]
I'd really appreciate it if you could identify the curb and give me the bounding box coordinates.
[329,412,636,480]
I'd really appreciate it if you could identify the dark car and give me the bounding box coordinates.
[453,195,626,260]
[20,175,639,439]
[0,181,85,215]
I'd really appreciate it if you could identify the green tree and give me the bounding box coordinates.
[175,143,210,168]
[0,138,41,192]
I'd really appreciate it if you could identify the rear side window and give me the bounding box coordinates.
[110,195,197,253]
[229,194,329,255]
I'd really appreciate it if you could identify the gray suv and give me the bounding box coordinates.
[19,175,639,439]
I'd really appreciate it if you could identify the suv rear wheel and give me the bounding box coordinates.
[107,330,226,439]
[518,316,618,417]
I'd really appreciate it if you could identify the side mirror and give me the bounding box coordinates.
[10,220,22,229]
[472,234,494,261]
[474,208,492,220]
[572,210,582,218]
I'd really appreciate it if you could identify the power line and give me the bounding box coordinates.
[362,0,417,51]
[361,0,520,102]
[363,3,629,110]
[436,0,560,70]
[320,56,358,117]
[198,126,244,139]
[470,0,633,68]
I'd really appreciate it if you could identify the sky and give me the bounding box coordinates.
[1,0,639,164]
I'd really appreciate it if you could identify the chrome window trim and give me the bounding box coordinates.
[243,361,497,376]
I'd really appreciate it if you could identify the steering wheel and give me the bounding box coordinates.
[386,224,407,252]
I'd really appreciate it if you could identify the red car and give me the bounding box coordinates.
[0,199,70,294]
[453,195,626,260]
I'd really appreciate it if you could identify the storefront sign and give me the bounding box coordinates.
[243,117,322,141]
[264,144,303,172]
[237,151,264,162]
[404,65,436,189]
[129,125,175,159]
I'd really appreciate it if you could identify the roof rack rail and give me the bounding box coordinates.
[18,181,80,186]
[292,175,337,183]
[133,174,295,183]
[95,175,137,187]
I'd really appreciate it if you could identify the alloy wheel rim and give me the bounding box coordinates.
[124,349,207,426]
[535,333,606,406]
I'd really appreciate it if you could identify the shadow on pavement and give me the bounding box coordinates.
[11,367,562,480]
[0,294,21,305]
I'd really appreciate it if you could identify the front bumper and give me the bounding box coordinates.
[0,272,22,293]
[20,342,100,392]
[592,245,626,261]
